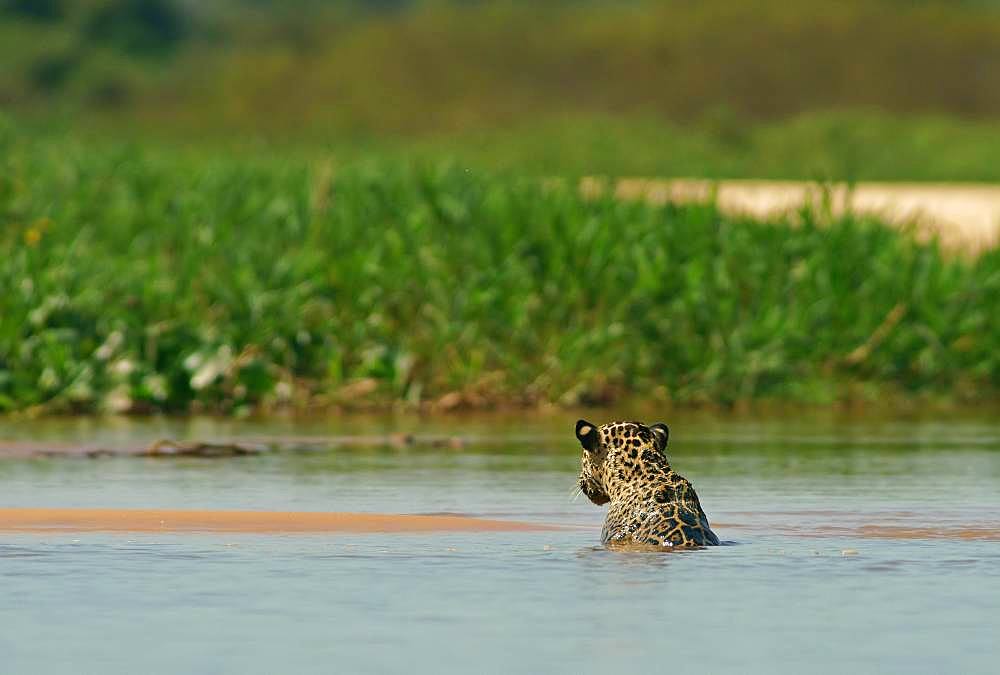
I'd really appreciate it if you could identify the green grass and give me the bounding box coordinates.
[2,127,999,414]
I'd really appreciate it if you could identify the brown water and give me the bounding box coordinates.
[1,412,999,674]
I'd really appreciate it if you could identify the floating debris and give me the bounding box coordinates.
[0,433,495,459]
[142,439,268,457]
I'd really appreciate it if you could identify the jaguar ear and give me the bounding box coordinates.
[650,423,669,450]
[575,419,599,452]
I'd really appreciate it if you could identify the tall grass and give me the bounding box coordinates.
[2,130,999,413]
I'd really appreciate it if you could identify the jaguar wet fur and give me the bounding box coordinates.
[575,419,719,548]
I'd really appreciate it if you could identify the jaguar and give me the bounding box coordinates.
[575,418,719,548]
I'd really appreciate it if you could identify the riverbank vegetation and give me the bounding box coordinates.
[2,129,998,414]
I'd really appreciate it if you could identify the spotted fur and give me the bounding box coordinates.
[575,419,719,548]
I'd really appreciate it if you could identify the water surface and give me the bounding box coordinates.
[1,413,998,674]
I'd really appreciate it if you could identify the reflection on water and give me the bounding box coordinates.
[1,413,999,674]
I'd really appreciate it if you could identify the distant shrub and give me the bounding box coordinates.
[84,0,188,58]
[28,53,77,91]
[3,0,64,21]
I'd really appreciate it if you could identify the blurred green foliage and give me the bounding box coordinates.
[370,112,1000,181]
[2,126,998,414]
[2,0,1000,179]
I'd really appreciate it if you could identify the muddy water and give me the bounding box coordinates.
[1,413,999,674]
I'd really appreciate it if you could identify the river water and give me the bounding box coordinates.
[1,413,998,674]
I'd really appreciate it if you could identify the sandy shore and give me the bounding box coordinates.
[584,178,1000,254]
[0,508,556,534]
[2,508,996,540]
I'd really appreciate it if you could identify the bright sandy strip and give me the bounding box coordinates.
[583,178,1000,254]
[0,508,557,534]
[1,509,996,540]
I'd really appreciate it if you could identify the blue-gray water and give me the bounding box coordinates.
[1,414,999,674]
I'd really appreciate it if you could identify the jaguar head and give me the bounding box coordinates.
[574,418,669,506]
